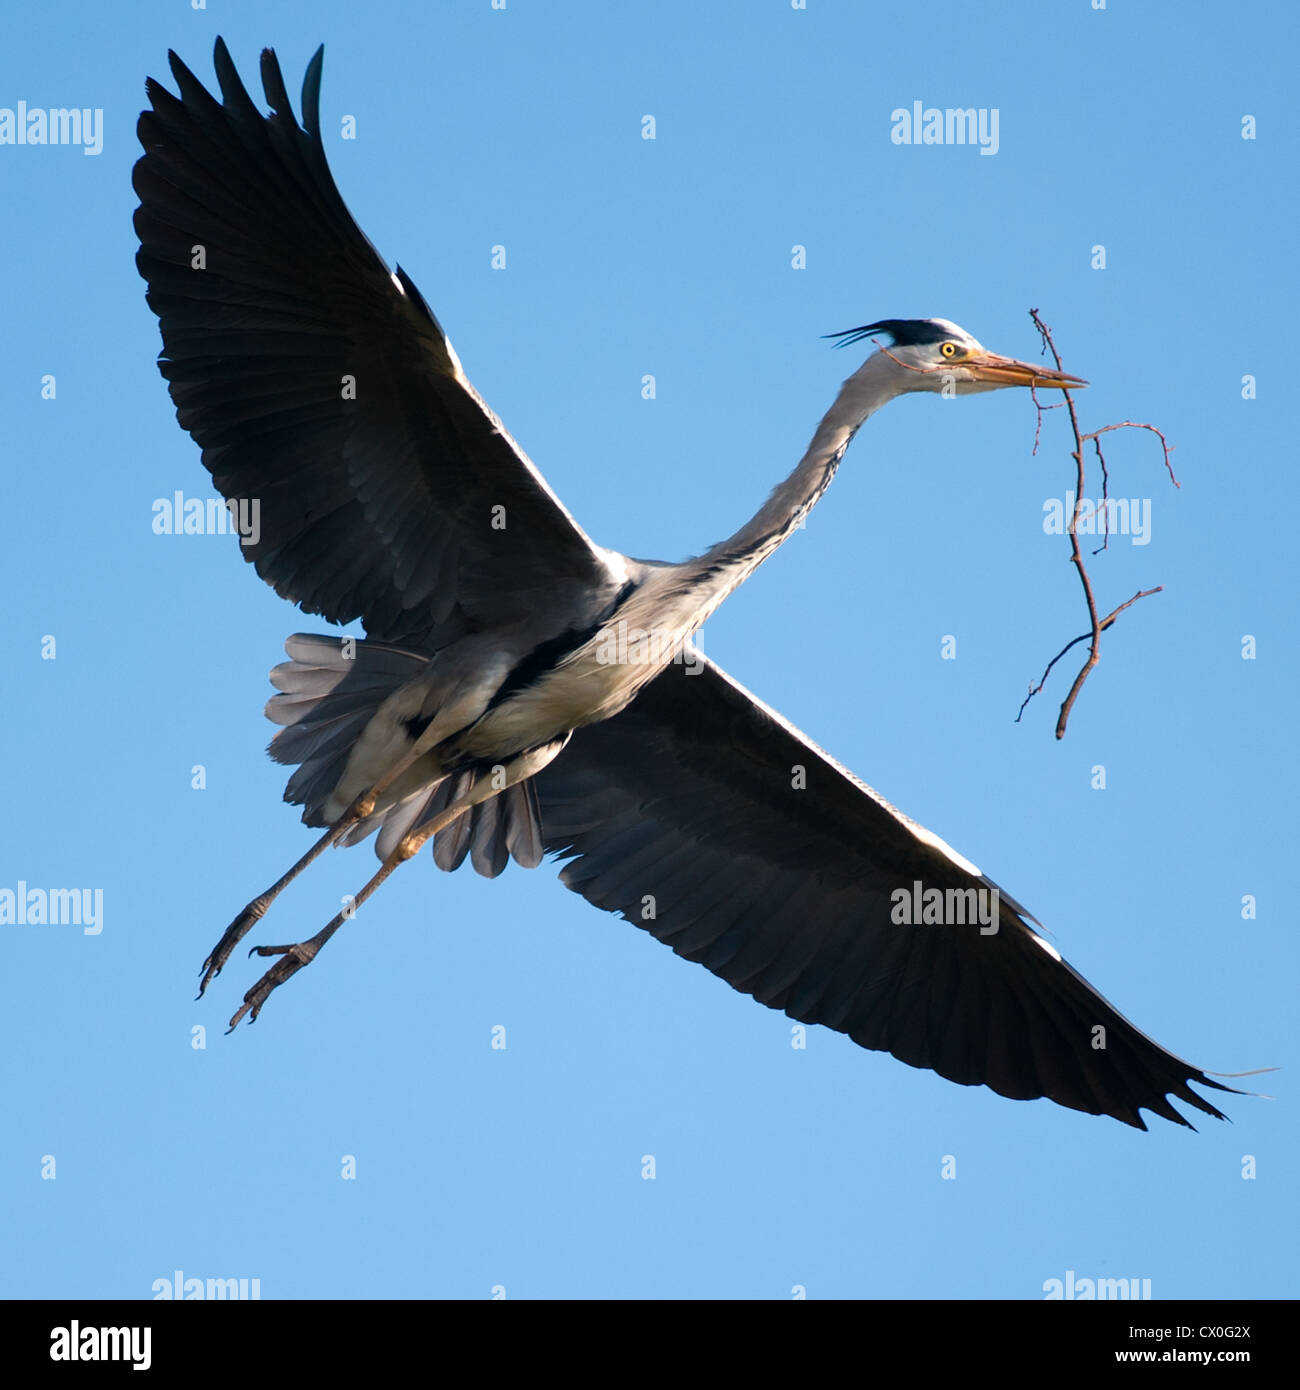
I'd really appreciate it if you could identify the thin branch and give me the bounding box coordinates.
[1016,587,1165,730]
[875,340,943,376]
[1019,309,1177,739]
[1085,423,1178,556]
[1031,398,1066,458]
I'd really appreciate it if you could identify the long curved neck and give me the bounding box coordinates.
[695,352,903,591]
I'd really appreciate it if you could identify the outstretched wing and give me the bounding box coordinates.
[535,653,1238,1129]
[133,39,626,650]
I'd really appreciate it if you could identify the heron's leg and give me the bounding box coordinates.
[224,786,491,1030]
[199,808,355,997]
[224,736,571,1028]
[199,743,433,995]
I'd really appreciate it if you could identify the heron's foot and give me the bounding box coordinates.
[198,898,270,998]
[225,927,335,1030]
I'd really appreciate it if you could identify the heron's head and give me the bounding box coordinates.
[826,317,1087,396]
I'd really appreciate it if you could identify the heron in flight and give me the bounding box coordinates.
[134,40,1243,1129]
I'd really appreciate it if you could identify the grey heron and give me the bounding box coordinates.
[134,39,1244,1129]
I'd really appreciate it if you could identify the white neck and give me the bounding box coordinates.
[691,351,905,597]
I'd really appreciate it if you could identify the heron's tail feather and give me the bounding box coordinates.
[267,632,427,824]
[265,633,545,878]
[428,773,545,876]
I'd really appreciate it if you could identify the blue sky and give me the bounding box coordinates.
[1,0,1294,1300]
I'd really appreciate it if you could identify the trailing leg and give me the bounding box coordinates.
[225,741,569,1027]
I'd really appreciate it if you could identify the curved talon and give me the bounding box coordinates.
[204,783,449,1024]
[224,932,336,1029]
[227,957,304,1029]
[197,900,269,998]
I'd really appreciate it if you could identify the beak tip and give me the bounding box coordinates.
[969,352,1088,391]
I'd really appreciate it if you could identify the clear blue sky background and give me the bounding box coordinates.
[1,0,1294,1300]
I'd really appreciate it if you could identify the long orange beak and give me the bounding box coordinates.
[964,351,1087,390]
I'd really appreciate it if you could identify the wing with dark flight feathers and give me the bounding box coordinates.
[137,42,1243,1129]
[536,653,1240,1129]
[133,39,625,650]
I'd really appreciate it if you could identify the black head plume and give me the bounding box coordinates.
[823,318,955,350]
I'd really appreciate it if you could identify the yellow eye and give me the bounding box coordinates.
[940,342,960,358]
